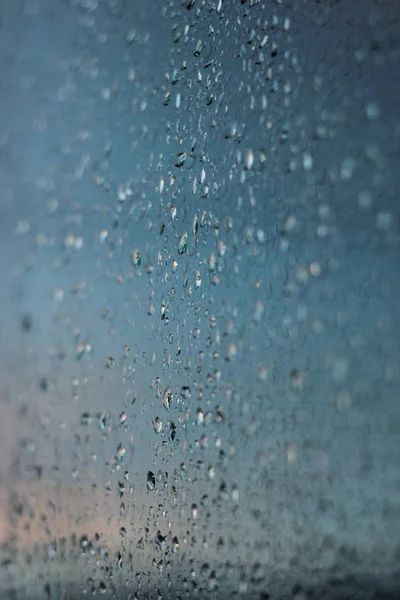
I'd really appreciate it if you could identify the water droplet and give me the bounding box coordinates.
[147,471,156,491]
[126,30,136,44]
[175,152,187,168]
[155,531,167,551]
[76,343,85,360]
[210,273,220,286]
[115,443,126,461]
[366,101,380,120]
[196,408,204,425]
[105,356,115,368]
[244,149,254,170]
[80,412,91,426]
[169,421,177,442]
[290,368,306,390]
[154,417,163,434]
[217,241,226,257]
[192,214,199,236]
[258,364,269,381]
[131,249,141,267]
[178,232,188,254]
[208,253,216,272]
[172,536,179,553]
[253,301,264,323]
[194,40,203,56]
[163,387,172,410]
[227,343,237,361]
[194,270,202,288]
[232,484,240,502]
[302,152,313,171]
[161,300,166,320]
[204,411,213,426]
[99,581,107,594]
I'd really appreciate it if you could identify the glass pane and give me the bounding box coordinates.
[0,0,399,598]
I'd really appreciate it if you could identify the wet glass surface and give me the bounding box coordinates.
[0,0,399,598]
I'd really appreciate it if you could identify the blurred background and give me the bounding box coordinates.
[0,0,399,598]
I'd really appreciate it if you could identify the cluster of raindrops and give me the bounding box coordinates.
[2,0,399,598]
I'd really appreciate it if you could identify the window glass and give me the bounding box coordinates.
[0,1,399,598]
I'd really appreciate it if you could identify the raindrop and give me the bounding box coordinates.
[115,443,126,461]
[232,484,240,502]
[194,40,203,56]
[253,301,264,323]
[178,232,188,254]
[154,417,163,434]
[196,408,204,425]
[194,270,202,288]
[163,387,172,410]
[105,356,115,368]
[131,249,141,266]
[169,421,177,442]
[244,149,254,170]
[181,386,191,399]
[192,214,199,236]
[175,152,187,168]
[80,412,92,426]
[147,471,156,491]
[172,536,179,553]
[155,531,167,551]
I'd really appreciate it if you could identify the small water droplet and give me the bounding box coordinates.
[192,214,199,236]
[178,232,188,254]
[80,412,91,426]
[147,471,156,491]
[196,408,204,425]
[194,270,202,288]
[175,152,187,168]
[105,356,115,368]
[172,536,179,553]
[115,443,126,461]
[194,40,203,56]
[131,249,141,267]
[154,417,163,434]
[244,149,254,170]
[181,386,191,399]
[169,421,177,442]
[155,531,167,551]
[163,387,172,410]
